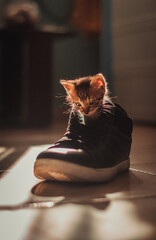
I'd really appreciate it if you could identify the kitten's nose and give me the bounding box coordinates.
[84,108,89,114]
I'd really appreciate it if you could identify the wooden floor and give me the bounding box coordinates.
[0,122,156,240]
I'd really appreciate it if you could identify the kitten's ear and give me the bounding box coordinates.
[60,80,75,94]
[91,73,107,91]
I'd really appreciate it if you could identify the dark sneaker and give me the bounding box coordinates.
[34,102,133,182]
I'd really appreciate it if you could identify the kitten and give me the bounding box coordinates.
[60,73,111,124]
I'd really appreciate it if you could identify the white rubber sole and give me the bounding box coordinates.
[34,158,130,183]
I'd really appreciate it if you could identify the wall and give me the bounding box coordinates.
[53,34,99,107]
[112,0,156,122]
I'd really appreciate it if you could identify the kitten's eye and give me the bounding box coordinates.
[75,102,81,107]
[90,100,95,105]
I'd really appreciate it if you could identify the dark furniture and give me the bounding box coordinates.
[0,25,71,127]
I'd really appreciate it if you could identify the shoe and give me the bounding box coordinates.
[34,102,133,182]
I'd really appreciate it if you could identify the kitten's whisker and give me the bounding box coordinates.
[55,94,66,99]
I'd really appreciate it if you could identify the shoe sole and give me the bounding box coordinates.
[34,158,130,182]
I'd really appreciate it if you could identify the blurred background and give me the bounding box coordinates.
[0,0,156,128]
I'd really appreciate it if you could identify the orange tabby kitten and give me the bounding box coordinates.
[60,73,110,124]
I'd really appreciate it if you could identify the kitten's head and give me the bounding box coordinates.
[60,73,108,116]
